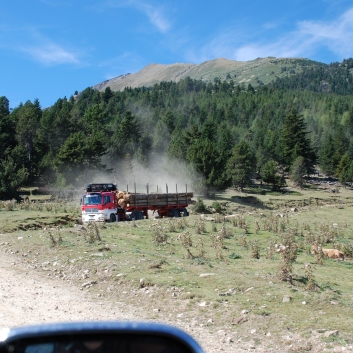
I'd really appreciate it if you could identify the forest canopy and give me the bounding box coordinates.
[2,58,353,198]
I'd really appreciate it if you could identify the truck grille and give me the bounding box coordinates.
[85,208,99,213]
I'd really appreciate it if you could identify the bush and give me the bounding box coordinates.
[212,201,222,213]
[193,197,206,213]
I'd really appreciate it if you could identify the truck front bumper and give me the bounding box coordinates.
[82,213,106,223]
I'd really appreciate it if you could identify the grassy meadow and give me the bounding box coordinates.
[1,182,353,347]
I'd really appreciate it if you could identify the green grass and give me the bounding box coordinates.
[1,184,353,345]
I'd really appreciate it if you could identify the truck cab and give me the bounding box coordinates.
[81,184,118,223]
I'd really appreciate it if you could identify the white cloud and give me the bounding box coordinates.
[139,3,170,33]
[21,43,80,65]
[106,0,171,33]
[297,7,353,58]
[0,24,82,66]
[187,6,353,63]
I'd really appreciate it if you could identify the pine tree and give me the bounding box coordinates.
[280,108,315,173]
[333,125,349,173]
[0,96,16,159]
[291,156,307,188]
[227,141,256,191]
[261,159,285,190]
[319,135,335,175]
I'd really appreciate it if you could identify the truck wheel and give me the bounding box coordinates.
[110,213,116,222]
[179,208,189,217]
[171,208,180,218]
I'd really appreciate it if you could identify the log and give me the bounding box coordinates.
[126,199,193,207]
[124,196,192,203]
[121,192,193,202]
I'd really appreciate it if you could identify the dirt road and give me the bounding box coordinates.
[0,255,136,327]
[1,251,349,353]
[0,252,229,353]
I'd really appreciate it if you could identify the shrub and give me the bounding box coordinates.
[212,201,222,213]
[193,197,206,213]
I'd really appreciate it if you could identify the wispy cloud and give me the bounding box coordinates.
[105,0,171,33]
[187,6,353,62]
[0,25,82,66]
[138,2,170,33]
[297,7,353,58]
[20,43,80,65]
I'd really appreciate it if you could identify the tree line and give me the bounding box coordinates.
[2,60,353,198]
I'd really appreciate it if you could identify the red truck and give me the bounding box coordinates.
[81,183,193,223]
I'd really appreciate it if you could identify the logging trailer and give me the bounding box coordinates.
[81,183,193,223]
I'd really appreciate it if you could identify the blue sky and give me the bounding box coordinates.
[2,0,353,108]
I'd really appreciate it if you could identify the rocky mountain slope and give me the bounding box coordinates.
[93,57,322,92]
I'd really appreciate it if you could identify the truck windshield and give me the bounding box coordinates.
[83,194,102,205]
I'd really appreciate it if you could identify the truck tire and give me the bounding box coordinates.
[110,213,117,222]
[179,208,189,217]
[130,211,144,220]
[171,208,180,218]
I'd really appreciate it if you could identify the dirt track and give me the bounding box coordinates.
[0,252,227,353]
[1,251,351,353]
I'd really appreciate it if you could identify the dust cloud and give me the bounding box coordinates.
[95,154,204,194]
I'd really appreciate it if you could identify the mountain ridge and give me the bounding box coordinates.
[92,57,323,92]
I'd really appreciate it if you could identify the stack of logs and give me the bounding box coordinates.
[116,191,193,208]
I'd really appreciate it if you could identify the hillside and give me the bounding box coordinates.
[93,57,322,92]
[3,56,353,197]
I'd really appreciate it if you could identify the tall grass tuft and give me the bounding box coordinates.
[277,233,297,283]
[149,221,167,245]
[48,231,57,247]
[250,240,260,259]
[304,263,319,292]
[178,231,195,259]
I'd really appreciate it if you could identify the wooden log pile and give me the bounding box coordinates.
[116,191,193,207]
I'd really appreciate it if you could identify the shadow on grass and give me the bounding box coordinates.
[206,193,271,210]
[244,185,303,196]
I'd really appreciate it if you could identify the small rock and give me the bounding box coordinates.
[241,310,249,315]
[282,295,291,303]
[199,301,207,307]
[302,301,307,305]
[153,308,160,312]
[226,337,233,343]
[324,330,339,338]
[250,329,256,334]
[82,280,97,288]
[199,273,215,277]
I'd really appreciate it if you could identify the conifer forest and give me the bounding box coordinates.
[2,58,353,198]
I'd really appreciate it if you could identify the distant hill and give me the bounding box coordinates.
[269,58,353,95]
[92,57,323,92]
